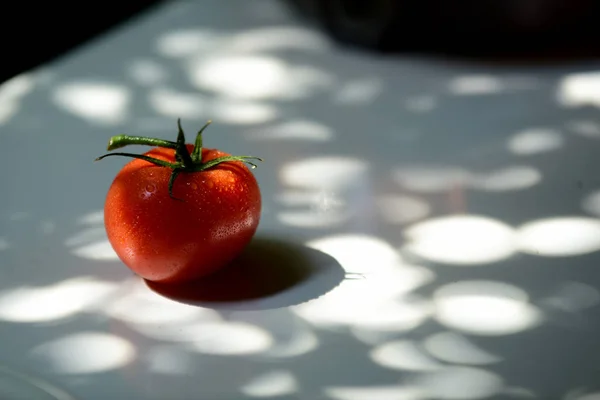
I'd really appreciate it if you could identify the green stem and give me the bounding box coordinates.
[176,118,194,167]
[191,120,211,163]
[194,155,263,171]
[107,135,177,151]
[95,118,263,200]
[95,152,179,169]
[168,169,185,202]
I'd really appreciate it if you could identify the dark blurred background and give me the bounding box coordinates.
[0,0,164,84]
[288,0,600,60]
[2,0,599,84]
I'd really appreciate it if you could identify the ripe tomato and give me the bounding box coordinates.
[97,120,262,283]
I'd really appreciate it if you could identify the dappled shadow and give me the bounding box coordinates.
[1,0,600,399]
[146,236,345,310]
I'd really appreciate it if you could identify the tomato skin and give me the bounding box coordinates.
[104,144,261,283]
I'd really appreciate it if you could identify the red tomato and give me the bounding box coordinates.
[98,121,262,283]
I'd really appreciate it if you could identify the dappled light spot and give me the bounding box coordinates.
[148,87,208,119]
[371,340,443,371]
[188,55,332,100]
[557,71,600,108]
[280,157,369,190]
[306,234,401,274]
[542,281,600,312]
[241,370,298,397]
[392,166,471,193]
[355,267,435,301]
[31,332,135,374]
[436,280,530,302]
[0,73,35,101]
[277,189,349,228]
[295,236,434,328]
[225,27,330,53]
[508,128,563,155]
[76,210,104,225]
[156,29,222,58]
[65,227,118,260]
[343,297,431,331]
[376,194,430,225]
[0,237,9,251]
[448,75,503,95]
[105,279,217,326]
[294,286,432,330]
[277,209,350,228]
[468,166,541,192]
[276,190,333,206]
[189,55,287,100]
[422,332,502,365]
[325,384,426,400]
[127,306,271,353]
[211,98,278,125]
[70,240,117,261]
[405,95,437,113]
[333,78,382,105]
[65,227,105,247]
[351,328,403,346]
[263,328,319,358]
[246,120,333,141]
[52,81,130,124]
[413,367,503,399]
[127,59,167,86]
[558,282,600,310]
[286,65,335,95]
[433,281,542,335]
[517,217,600,256]
[185,321,273,355]
[402,215,516,265]
[0,73,34,125]
[145,345,194,375]
[124,316,225,342]
[566,120,600,139]
[582,191,600,217]
[0,102,18,125]
[0,277,117,323]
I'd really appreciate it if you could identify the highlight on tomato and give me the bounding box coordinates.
[95,119,262,283]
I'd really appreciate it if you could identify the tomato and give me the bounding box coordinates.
[97,119,262,283]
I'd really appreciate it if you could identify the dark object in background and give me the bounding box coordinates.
[0,0,164,84]
[286,0,600,59]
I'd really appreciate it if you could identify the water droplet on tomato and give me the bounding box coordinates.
[190,182,198,190]
[146,183,156,193]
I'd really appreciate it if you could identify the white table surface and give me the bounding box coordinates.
[2,0,600,399]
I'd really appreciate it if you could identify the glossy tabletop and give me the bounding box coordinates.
[2,1,600,399]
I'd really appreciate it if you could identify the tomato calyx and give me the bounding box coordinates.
[95,118,263,200]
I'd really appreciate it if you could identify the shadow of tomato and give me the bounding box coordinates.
[144,236,345,310]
